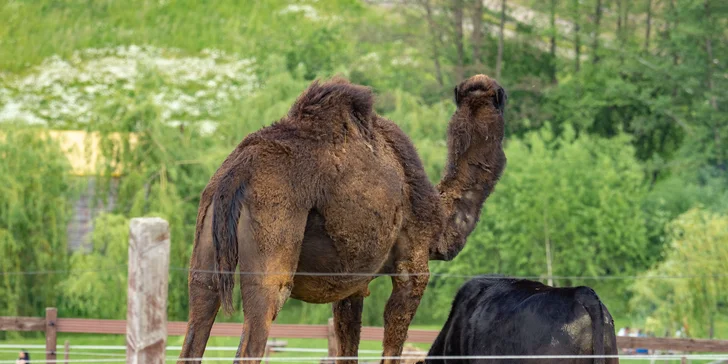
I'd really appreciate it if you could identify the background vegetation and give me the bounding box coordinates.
[1,0,726,344]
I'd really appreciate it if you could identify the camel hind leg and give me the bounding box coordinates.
[233,202,308,364]
[178,202,221,364]
[332,294,366,364]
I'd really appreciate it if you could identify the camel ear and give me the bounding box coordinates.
[454,86,461,106]
[495,86,507,113]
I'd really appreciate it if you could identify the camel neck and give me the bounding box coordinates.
[431,108,506,261]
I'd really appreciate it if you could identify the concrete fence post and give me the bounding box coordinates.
[126,217,171,364]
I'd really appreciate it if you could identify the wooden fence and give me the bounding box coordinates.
[3,308,728,361]
[3,217,728,363]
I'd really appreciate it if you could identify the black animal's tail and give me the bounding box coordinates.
[212,167,247,316]
[576,287,606,364]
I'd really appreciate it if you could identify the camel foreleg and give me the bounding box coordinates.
[381,259,429,364]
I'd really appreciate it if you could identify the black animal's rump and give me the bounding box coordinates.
[425,276,619,364]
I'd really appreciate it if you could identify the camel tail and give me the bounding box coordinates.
[288,76,375,129]
[212,169,247,316]
[576,287,607,364]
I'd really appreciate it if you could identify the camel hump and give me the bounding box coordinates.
[288,77,374,125]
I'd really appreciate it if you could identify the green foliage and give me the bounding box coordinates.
[0,0,724,335]
[0,126,74,318]
[59,213,128,319]
[422,124,651,319]
[629,208,728,338]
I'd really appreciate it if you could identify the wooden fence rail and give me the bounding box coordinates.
[3,309,728,358]
[3,218,727,362]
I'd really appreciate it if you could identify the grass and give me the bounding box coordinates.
[0,331,432,362]
[0,336,716,364]
[3,319,727,363]
[0,0,367,73]
[0,1,266,72]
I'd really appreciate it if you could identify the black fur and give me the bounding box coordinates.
[575,287,607,364]
[495,86,507,113]
[425,277,618,364]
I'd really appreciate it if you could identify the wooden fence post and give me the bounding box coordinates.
[325,317,337,363]
[45,307,57,362]
[64,340,70,364]
[126,217,171,364]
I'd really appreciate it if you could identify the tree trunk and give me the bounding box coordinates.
[573,0,580,72]
[496,0,506,79]
[471,0,484,67]
[454,0,466,81]
[669,0,679,69]
[659,0,672,58]
[544,209,554,287]
[704,0,717,111]
[644,0,652,54]
[704,0,721,168]
[550,0,557,83]
[616,0,622,36]
[624,0,633,33]
[421,0,444,87]
[592,0,602,64]
[616,0,624,64]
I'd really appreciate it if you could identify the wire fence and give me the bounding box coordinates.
[2,354,728,363]
[2,264,727,281]
[2,220,725,364]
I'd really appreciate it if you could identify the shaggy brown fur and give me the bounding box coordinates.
[177,75,508,364]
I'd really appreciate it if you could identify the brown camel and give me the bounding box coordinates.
[177,74,508,364]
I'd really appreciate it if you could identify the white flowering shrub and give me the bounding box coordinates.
[0,45,258,134]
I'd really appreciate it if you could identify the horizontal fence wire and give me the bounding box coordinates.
[2,354,728,363]
[1,265,727,280]
[0,344,381,354]
[0,360,127,364]
[0,349,126,358]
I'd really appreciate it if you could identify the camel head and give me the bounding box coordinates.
[453,74,507,139]
[431,74,508,261]
[454,74,507,110]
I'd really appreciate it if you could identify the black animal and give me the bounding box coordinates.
[425,277,619,364]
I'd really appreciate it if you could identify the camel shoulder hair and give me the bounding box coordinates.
[287,77,375,132]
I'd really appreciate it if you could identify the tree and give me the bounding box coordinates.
[471,0,485,67]
[59,213,129,319]
[453,0,466,81]
[426,124,651,317]
[0,127,73,319]
[644,0,653,54]
[496,0,507,79]
[592,0,602,63]
[549,0,558,83]
[630,208,728,338]
[572,0,581,72]
[419,0,445,87]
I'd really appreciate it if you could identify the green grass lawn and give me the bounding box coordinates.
[3,326,726,363]
[0,328,434,362]
[3,317,727,362]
